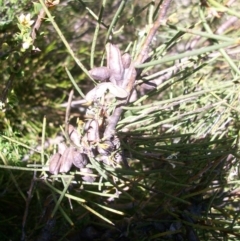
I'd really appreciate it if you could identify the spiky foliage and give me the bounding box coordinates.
[0,0,240,240]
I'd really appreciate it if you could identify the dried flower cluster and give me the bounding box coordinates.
[49,43,133,180]
[49,124,95,182]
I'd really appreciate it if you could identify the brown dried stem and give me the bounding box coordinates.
[31,1,60,41]
[21,172,36,241]
[31,9,46,41]
[64,89,77,147]
[127,0,173,92]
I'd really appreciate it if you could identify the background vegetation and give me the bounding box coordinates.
[1,0,240,240]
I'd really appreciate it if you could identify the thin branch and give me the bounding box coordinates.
[32,1,60,42]
[21,173,36,241]
[136,0,172,65]
[65,90,74,143]
[127,0,172,92]
[1,78,13,103]
[31,9,46,41]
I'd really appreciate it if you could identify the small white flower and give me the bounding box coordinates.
[22,41,31,49]
[0,101,5,110]
[18,13,34,28]
[22,36,33,50]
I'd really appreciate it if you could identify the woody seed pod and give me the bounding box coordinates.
[58,142,67,155]
[72,151,87,169]
[121,53,131,69]
[106,43,124,85]
[49,153,62,175]
[89,67,111,81]
[80,168,96,182]
[68,124,81,146]
[85,119,99,142]
[59,147,73,173]
[107,83,128,98]
[85,82,128,102]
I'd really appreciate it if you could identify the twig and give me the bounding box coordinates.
[1,78,13,103]
[63,90,83,149]
[65,90,74,143]
[39,0,94,81]
[31,9,46,41]
[21,173,36,241]
[216,16,238,35]
[32,1,60,42]
[127,0,173,91]
[22,116,47,240]
[135,0,172,65]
